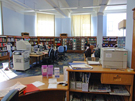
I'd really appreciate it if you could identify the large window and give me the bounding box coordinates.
[0,1,2,35]
[36,13,54,36]
[71,14,91,36]
[107,13,126,36]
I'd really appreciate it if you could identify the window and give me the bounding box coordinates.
[36,13,54,36]
[107,13,126,36]
[71,15,91,36]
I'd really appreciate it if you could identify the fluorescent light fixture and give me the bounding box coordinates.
[39,9,55,11]
[60,7,77,10]
[83,6,100,8]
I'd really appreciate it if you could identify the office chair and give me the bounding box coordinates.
[58,46,65,61]
[64,45,68,59]
[2,89,19,101]
[53,50,59,65]
[43,48,54,65]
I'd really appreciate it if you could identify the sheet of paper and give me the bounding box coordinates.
[48,84,57,88]
[71,64,92,68]
[49,78,57,84]
[88,61,100,65]
[32,81,45,87]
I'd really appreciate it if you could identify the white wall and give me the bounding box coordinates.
[55,17,71,37]
[125,0,135,68]
[2,7,24,36]
[91,15,97,36]
[24,14,36,36]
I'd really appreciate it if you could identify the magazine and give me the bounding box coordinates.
[89,82,111,92]
[109,85,130,96]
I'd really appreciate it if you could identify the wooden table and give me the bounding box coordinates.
[30,53,48,66]
[0,75,68,101]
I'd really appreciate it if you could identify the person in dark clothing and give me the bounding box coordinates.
[85,44,94,58]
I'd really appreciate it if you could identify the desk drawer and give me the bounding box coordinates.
[101,73,133,85]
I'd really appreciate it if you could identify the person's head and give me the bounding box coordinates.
[90,45,94,50]
[48,44,51,49]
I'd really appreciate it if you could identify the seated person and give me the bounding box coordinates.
[85,44,94,58]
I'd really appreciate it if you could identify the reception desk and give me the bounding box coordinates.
[0,75,68,101]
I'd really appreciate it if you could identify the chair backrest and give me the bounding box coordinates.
[58,46,64,53]
[2,89,19,101]
[50,49,54,59]
[64,45,67,51]
[54,50,58,60]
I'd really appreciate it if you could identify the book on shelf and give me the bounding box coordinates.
[109,85,130,96]
[89,82,111,92]
[69,63,93,70]
[105,95,125,101]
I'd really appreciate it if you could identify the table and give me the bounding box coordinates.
[30,53,48,66]
[0,75,68,101]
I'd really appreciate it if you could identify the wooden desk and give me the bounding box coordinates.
[30,53,47,65]
[0,75,68,101]
[67,65,135,101]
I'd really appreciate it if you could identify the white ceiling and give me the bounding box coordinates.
[2,0,127,17]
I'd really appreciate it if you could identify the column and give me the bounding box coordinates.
[97,12,103,48]
[125,0,135,68]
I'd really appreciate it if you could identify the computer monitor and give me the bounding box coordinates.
[16,40,31,54]
[2,89,19,101]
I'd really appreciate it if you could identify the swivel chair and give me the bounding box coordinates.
[2,89,19,101]
[64,45,68,59]
[58,46,65,61]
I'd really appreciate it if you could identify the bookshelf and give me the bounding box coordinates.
[88,37,97,47]
[117,37,125,48]
[67,67,134,101]
[29,37,38,46]
[67,37,73,50]
[102,37,109,47]
[39,37,54,45]
[54,37,61,46]
[102,37,117,47]
[62,38,67,46]
[0,36,9,61]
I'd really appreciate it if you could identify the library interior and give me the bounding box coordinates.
[0,0,135,101]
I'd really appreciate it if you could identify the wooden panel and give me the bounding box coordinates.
[132,20,135,70]
[133,8,135,20]
[18,91,66,101]
[101,74,134,85]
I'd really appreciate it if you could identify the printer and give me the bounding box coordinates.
[13,40,31,71]
[100,48,128,69]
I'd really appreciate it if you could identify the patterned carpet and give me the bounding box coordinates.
[0,53,84,79]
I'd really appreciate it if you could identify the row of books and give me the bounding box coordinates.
[55,41,61,43]
[0,52,7,57]
[30,38,38,41]
[40,39,54,41]
[88,38,96,41]
[7,38,14,42]
[15,39,23,42]
[0,43,6,47]
[0,38,6,42]
[70,94,124,101]
[0,47,7,51]
[30,42,38,45]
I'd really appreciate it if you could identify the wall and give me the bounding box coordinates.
[2,7,24,36]
[91,15,97,36]
[24,14,36,36]
[125,0,135,68]
[55,17,71,37]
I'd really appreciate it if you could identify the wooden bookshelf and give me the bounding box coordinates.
[29,36,38,46]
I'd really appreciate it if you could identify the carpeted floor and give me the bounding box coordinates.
[0,53,84,79]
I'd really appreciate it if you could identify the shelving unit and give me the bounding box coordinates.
[67,38,73,50]
[117,37,125,48]
[39,37,54,45]
[88,37,97,47]
[62,38,67,46]
[0,36,9,61]
[102,37,117,47]
[67,67,134,101]
[54,37,61,46]
[29,37,38,46]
